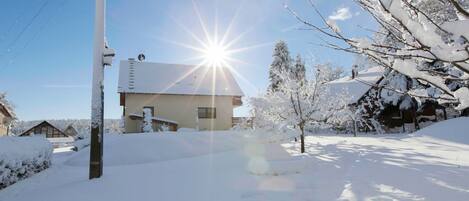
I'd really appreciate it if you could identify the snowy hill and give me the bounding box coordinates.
[413,117,469,144]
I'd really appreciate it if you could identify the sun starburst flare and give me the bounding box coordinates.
[202,41,229,68]
[154,0,273,96]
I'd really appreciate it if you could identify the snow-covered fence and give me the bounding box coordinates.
[0,137,53,189]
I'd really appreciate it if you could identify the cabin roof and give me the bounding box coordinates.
[118,60,244,96]
[326,66,386,104]
[0,95,15,119]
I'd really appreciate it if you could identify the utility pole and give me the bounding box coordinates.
[89,0,114,179]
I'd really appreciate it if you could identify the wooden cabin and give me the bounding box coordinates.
[0,95,15,136]
[63,125,79,137]
[327,66,449,132]
[19,121,74,138]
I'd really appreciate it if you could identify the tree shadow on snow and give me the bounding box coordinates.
[281,136,469,201]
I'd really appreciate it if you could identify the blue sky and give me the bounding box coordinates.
[0,0,376,121]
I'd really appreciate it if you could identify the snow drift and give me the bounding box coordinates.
[0,137,53,189]
[413,117,469,144]
[65,132,248,166]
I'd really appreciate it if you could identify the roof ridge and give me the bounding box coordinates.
[117,60,244,96]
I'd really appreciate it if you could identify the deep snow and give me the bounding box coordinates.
[412,117,469,144]
[0,137,52,189]
[0,118,468,201]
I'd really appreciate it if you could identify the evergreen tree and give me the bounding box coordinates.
[292,54,306,85]
[268,41,292,92]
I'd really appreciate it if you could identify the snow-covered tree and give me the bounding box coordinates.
[251,67,349,153]
[0,93,15,119]
[268,41,292,92]
[286,0,469,112]
[314,63,345,82]
[292,54,306,84]
[142,108,154,133]
[327,104,369,136]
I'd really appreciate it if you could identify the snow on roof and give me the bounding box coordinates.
[118,60,244,96]
[128,113,179,124]
[326,66,386,104]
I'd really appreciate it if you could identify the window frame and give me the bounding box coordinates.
[197,107,216,119]
[143,106,155,117]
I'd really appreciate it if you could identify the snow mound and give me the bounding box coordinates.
[65,132,247,166]
[0,137,52,189]
[413,117,469,144]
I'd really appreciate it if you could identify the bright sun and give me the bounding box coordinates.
[203,43,229,68]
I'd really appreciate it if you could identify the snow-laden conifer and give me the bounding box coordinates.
[142,108,154,133]
[268,41,292,92]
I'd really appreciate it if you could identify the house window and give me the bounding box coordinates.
[198,107,216,119]
[143,106,154,116]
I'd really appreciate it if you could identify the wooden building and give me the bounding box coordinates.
[0,95,15,136]
[63,125,79,137]
[327,66,448,132]
[19,121,76,138]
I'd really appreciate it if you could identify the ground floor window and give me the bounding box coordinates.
[198,107,216,119]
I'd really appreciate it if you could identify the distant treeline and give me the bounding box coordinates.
[11,119,123,136]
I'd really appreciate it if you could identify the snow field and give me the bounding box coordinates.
[0,118,468,200]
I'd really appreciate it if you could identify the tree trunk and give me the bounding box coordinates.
[401,110,406,133]
[353,120,357,137]
[300,125,305,153]
[413,108,420,131]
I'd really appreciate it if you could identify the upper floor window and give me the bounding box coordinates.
[143,106,154,116]
[198,107,216,119]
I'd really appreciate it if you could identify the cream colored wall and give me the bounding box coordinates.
[123,94,235,133]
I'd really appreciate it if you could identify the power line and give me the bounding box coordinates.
[1,0,50,55]
[0,0,70,71]
[0,5,29,44]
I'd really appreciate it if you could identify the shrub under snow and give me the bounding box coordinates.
[0,137,53,189]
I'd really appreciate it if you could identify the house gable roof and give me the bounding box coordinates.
[0,104,13,118]
[118,60,244,96]
[0,95,15,119]
[326,66,386,104]
[63,125,78,136]
[19,121,72,137]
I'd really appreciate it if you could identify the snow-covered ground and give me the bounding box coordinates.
[0,118,468,201]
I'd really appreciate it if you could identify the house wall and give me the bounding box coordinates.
[0,112,12,136]
[123,93,235,133]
